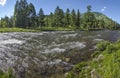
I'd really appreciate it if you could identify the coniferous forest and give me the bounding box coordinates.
[0,0,120,30]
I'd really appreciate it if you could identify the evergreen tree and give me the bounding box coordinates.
[14,0,28,28]
[38,8,45,29]
[27,3,36,28]
[54,6,64,27]
[70,9,76,27]
[82,5,96,29]
[64,8,70,27]
[76,9,81,28]
[87,5,92,12]
[13,0,19,27]
[48,12,54,27]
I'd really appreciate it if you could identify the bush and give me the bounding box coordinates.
[97,41,110,51]
[0,68,15,78]
[66,72,76,78]
[106,44,118,54]
[73,62,88,72]
[91,51,100,58]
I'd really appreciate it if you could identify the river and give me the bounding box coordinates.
[0,30,119,78]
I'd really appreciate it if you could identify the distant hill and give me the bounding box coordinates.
[81,12,120,29]
[93,12,115,23]
[93,12,120,26]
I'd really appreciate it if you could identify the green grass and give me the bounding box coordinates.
[0,68,15,78]
[0,27,105,32]
[66,40,120,78]
[39,26,76,31]
[0,27,79,32]
[0,28,39,32]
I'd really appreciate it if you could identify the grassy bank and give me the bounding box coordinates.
[0,28,39,32]
[38,26,77,31]
[66,40,120,78]
[0,68,15,78]
[0,27,76,32]
[0,27,109,32]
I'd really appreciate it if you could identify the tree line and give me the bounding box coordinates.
[0,0,119,30]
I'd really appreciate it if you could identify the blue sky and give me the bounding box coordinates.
[0,0,120,23]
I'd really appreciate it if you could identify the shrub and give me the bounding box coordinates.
[91,51,100,58]
[96,41,110,51]
[0,68,15,78]
[73,62,88,72]
[106,44,118,54]
[66,72,76,78]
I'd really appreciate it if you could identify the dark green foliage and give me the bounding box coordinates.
[27,3,36,28]
[87,5,92,12]
[106,44,118,54]
[81,6,96,29]
[14,0,29,28]
[0,16,13,28]
[38,8,45,28]
[70,9,76,27]
[91,51,101,58]
[0,68,15,78]
[64,8,70,27]
[76,9,81,28]
[96,41,110,51]
[73,62,87,72]
[66,72,76,78]
[54,6,65,27]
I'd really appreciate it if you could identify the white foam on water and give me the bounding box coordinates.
[97,34,101,37]
[0,39,24,45]
[43,48,66,53]
[51,48,66,52]
[70,42,86,49]
[61,33,78,38]
[48,59,62,65]
[93,38,104,42]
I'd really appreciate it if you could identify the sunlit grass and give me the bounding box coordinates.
[0,28,39,32]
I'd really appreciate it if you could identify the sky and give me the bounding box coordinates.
[0,0,120,23]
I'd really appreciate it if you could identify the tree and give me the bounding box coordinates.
[54,6,64,27]
[14,0,28,28]
[47,12,54,27]
[87,5,92,12]
[27,3,36,28]
[76,9,81,28]
[0,18,7,28]
[64,8,70,27]
[0,16,13,28]
[81,5,96,29]
[70,9,76,27]
[38,8,45,29]
[13,0,19,27]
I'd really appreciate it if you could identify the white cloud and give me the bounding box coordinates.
[0,0,7,6]
[101,6,107,12]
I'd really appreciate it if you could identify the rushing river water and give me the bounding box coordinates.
[0,30,120,78]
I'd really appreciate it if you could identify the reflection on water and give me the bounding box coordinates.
[0,30,119,78]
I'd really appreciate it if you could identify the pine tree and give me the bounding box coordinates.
[81,5,96,29]
[64,8,70,27]
[54,6,64,27]
[38,8,45,29]
[48,12,54,27]
[13,0,19,27]
[27,3,36,28]
[76,9,81,28]
[14,0,28,28]
[70,9,76,27]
